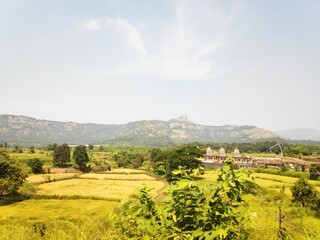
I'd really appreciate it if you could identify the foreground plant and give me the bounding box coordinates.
[109,158,254,239]
[0,149,27,196]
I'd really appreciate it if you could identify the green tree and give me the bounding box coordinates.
[53,144,70,167]
[28,158,43,174]
[73,145,89,170]
[165,145,203,181]
[98,145,105,151]
[290,178,317,207]
[88,144,94,150]
[0,149,27,196]
[309,164,320,180]
[29,146,35,154]
[47,143,57,151]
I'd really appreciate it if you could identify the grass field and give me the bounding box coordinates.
[36,178,164,200]
[1,166,320,239]
[0,199,118,222]
[27,173,79,184]
[0,169,167,240]
[198,170,320,239]
[78,173,157,180]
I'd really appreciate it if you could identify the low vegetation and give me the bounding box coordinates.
[1,143,320,239]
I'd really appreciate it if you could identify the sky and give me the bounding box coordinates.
[0,0,319,131]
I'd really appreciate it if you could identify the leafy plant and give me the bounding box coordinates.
[0,149,27,196]
[290,178,317,207]
[28,158,43,174]
[110,158,254,239]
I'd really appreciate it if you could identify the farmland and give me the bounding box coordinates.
[197,170,320,239]
[1,169,320,239]
[1,145,320,239]
[0,169,166,240]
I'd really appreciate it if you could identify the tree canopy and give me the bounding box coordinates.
[73,145,89,170]
[0,149,27,196]
[150,145,203,181]
[53,144,70,167]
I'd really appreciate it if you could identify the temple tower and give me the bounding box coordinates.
[219,147,226,157]
[233,147,241,157]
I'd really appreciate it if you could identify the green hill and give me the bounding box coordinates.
[0,115,286,146]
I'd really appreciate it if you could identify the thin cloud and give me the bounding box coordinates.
[79,19,101,30]
[106,18,148,55]
[98,1,234,82]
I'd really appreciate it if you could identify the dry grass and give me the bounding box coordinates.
[109,169,146,174]
[79,173,156,181]
[0,199,118,222]
[36,178,165,200]
[27,174,78,184]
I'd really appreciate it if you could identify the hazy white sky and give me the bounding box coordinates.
[0,0,319,131]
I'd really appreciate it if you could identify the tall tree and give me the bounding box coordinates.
[73,145,89,170]
[53,144,70,167]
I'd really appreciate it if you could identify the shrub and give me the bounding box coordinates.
[291,178,317,207]
[28,158,43,174]
[0,150,27,196]
[110,158,254,239]
[29,146,35,154]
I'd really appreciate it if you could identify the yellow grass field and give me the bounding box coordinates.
[200,170,320,239]
[27,174,78,184]
[0,199,118,222]
[36,178,164,200]
[78,173,156,180]
[0,170,167,240]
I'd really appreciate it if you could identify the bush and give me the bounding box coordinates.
[309,164,320,180]
[291,178,317,207]
[0,150,27,196]
[29,146,35,154]
[28,158,43,174]
[110,158,254,239]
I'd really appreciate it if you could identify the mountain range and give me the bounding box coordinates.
[0,114,289,147]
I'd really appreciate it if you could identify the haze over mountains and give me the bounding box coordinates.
[0,114,289,147]
[277,128,320,141]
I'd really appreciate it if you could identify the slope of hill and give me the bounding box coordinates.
[0,115,286,146]
[278,128,320,141]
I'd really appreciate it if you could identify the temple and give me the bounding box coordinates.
[204,146,253,168]
[203,146,284,169]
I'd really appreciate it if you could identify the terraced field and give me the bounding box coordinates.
[0,169,167,240]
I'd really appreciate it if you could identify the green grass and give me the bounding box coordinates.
[0,200,120,240]
[196,170,320,239]
[242,192,320,240]
[0,199,118,222]
[9,151,53,162]
[1,166,319,239]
